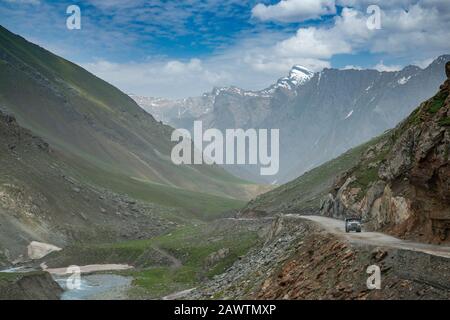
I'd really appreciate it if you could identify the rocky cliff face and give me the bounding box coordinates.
[0,272,62,300]
[321,63,450,243]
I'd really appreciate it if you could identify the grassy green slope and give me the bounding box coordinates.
[0,25,254,214]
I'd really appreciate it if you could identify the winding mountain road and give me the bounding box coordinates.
[286,215,450,259]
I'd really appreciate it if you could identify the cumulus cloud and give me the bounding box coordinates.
[81,0,450,98]
[240,8,370,74]
[252,0,336,22]
[373,61,402,72]
[2,0,40,4]
[414,57,434,69]
[164,59,203,74]
[274,8,370,59]
[249,0,450,76]
[341,65,363,70]
[22,0,443,98]
[81,58,234,98]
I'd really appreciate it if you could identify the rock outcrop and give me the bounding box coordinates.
[0,272,62,300]
[321,62,450,243]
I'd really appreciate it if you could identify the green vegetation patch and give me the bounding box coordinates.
[428,91,448,114]
[127,224,259,298]
[405,106,423,126]
[439,117,450,126]
[0,272,23,284]
[346,135,393,202]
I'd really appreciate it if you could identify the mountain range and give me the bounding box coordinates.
[132,56,450,184]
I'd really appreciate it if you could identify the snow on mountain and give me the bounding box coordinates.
[344,110,354,120]
[289,65,315,85]
[397,76,411,85]
[273,65,314,91]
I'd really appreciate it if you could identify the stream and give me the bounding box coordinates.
[53,274,133,300]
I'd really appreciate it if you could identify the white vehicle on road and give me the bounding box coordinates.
[345,217,362,233]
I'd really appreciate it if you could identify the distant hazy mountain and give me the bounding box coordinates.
[132,55,450,184]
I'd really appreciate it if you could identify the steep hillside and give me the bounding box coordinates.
[321,62,450,243]
[242,62,450,244]
[134,57,449,183]
[240,137,379,216]
[0,25,254,202]
[0,110,179,262]
[0,25,262,265]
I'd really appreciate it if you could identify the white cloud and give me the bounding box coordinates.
[2,0,40,4]
[373,61,402,72]
[79,0,450,98]
[81,58,234,98]
[164,59,203,74]
[342,65,363,70]
[85,0,144,10]
[414,57,434,69]
[252,0,336,22]
[243,8,369,73]
[254,1,450,72]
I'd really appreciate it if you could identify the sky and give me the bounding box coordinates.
[1,0,450,98]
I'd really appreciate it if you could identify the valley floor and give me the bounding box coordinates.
[185,215,450,300]
[1,214,449,300]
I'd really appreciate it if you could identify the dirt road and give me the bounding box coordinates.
[286,215,450,259]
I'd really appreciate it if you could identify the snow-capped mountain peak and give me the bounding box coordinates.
[274,65,314,91]
[289,65,314,85]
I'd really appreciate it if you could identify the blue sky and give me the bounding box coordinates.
[1,0,449,98]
